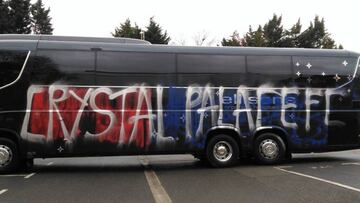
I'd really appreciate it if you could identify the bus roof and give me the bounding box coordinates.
[0,34,358,58]
[0,34,151,45]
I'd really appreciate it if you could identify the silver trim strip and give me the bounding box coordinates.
[0,51,31,90]
[20,85,352,91]
[4,109,360,114]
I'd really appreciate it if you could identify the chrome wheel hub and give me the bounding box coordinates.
[213,141,233,162]
[0,145,12,167]
[259,139,279,160]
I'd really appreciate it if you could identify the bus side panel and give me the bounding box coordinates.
[21,85,359,157]
[17,49,360,157]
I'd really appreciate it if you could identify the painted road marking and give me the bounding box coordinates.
[279,165,293,169]
[139,156,172,203]
[275,167,360,193]
[24,173,36,179]
[0,189,8,195]
[309,165,333,170]
[47,162,54,166]
[0,174,28,177]
[341,162,360,166]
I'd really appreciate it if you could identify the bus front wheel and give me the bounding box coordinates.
[0,138,19,174]
[254,133,286,165]
[206,134,239,167]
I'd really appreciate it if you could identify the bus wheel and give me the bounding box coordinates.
[0,138,19,174]
[206,134,239,167]
[254,133,286,165]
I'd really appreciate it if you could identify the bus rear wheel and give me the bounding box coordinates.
[254,133,286,165]
[0,138,19,174]
[206,134,239,167]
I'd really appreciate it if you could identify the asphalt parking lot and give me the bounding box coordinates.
[0,150,360,203]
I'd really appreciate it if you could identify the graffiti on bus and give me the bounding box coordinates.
[21,84,347,152]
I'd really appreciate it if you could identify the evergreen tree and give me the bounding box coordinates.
[222,15,341,49]
[297,16,337,49]
[112,18,141,39]
[0,0,11,34]
[145,17,170,44]
[31,0,53,34]
[263,14,284,47]
[241,25,266,47]
[322,36,336,49]
[281,19,302,47]
[8,0,32,34]
[221,31,242,46]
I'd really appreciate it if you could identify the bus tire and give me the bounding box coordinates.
[0,138,19,174]
[254,133,286,165]
[206,134,239,167]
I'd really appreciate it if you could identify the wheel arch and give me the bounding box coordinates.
[0,129,24,155]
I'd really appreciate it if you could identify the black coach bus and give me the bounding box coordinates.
[0,34,359,173]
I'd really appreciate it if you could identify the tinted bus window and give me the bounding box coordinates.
[293,56,357,87]
[177,54,247,86]
[98,51,175,73]
[247,55,293,86]
[32,50,95,85]
[96,51,176,86]
[178,54,246,73]
[0,50,28,87]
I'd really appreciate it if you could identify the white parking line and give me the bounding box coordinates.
[274,167,360,193]
[0,189,8,195]
[278,165,293,169]
[341,162,360,166]
[24,173,36,179]
[139,157,172,203]
[0,174,27,178]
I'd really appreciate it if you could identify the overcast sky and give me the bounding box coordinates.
[39,0,359,52]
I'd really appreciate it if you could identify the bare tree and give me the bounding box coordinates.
[169,37,187,46]
[193,30,217,46]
